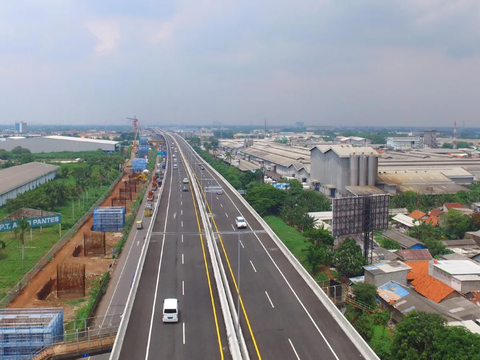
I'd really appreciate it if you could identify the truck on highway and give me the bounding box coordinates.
[147,190,154,202]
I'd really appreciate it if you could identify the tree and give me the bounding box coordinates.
[443,209,471,239]
[442,142,454,149]
[11,146,31,155]
[14,218,31,269]
[391,311,446,360]
[333,238,367,277]
[296,213,317,232]
[354,314,374,342]
[19,153,35,164]
[0,149,10,160]
[190,136,201,147]
[57,166,72,179]
[300,191,331,212]
[431,326,480,360]
[225,151,233,164]
[423,238,449,258]
[304,228,334,248]
[353,283,378,309]
[245,185,286,217]
[470,212,480,231]
[409,222,445,242]
[303,245,331,274]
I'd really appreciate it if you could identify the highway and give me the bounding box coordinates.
[171,131,364,360]
[118,136,229,360]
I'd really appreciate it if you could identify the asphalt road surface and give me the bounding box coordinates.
[173,132,364,360]
[118,137,230,360]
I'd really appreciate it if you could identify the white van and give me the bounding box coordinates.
[162,298,179,322]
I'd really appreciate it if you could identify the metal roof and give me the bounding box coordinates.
[377,171,452,185]
[383,229,422,248]
[0,162,59,195]
[44,135,119,145]
[398,183,469,195]
[345,186,387,196]
[433,260,480,275]
[311,144,378,158]
[392,214,420,228]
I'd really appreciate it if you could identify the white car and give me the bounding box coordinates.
[235,216,247,229]
[183,178,189,184]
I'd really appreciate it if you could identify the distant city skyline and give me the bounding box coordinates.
[2,1,480,127]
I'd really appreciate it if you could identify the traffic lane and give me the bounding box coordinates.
[193,155,363,359]
[119,154,173,359]
[206,177,363,358]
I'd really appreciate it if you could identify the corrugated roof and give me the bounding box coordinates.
[409,210,426,220]
[406,261,455,303]
[392,214,420,228]
[424,216,439,226]
[442,239,477,247]
[311,144,378,158]
[396,249,433,261]
[0,162,59,195]
[429,209,445,217]
[398,183,469,195]
[433,260,480,275]
[378,171,452,185]
[444,203,463,210]
[44,135,119,145]
[383,229,422,248]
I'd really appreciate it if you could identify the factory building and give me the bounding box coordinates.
[0,135,119,153]
[386,137,421,150]
[0,162,59,206]
[310,145,379,198]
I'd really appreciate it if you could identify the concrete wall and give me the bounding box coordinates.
[0,138,118,153]
[430,266,453,287]
[0,170,58,206]
[460,279,480,294]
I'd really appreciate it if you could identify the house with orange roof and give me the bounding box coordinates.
[424,215,439,226]
[443,203,463,212]
[405,261,458,303]
[429,208,445,217]
[409,210,427,220]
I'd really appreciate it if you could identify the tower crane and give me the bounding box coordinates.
[127,116,139,152]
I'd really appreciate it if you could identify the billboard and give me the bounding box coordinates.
[332,194,389,237]
[0,214,62,233]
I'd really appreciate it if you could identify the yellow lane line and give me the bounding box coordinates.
[193,167,262,360]
[187,170,224,360]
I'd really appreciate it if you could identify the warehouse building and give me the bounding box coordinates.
[0,135,119,153]
[310,145,379,197]
[0,162,59,206]
[386,137,421,150]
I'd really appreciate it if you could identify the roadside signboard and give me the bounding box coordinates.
[0,214,62,233]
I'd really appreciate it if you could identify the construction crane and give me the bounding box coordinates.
[127,116,139,152]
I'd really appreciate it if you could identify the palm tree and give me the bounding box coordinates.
[225,151,233,164]
[14,218,30,269]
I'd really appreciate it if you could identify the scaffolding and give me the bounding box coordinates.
[0,308,63,360]
[131,158,147,172]
[93,207,125,232]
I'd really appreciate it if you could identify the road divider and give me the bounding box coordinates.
[177,133,245,360]
[178,134,380,360]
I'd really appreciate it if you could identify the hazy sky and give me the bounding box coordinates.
[2,1,480,127]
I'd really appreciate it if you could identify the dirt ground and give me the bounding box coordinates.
[8,169,141,321]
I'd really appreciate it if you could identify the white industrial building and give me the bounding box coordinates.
[310,145,379,198]
[386,137,421,150]
[0,162,59,206]
[0,135,119,153]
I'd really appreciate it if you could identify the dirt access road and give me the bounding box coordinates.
[9,172,139,321]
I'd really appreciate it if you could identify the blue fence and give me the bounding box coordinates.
[93,207,125,232]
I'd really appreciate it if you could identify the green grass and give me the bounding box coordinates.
[264,216,307,261]
[314,272,329,282]
[0,185,112,301]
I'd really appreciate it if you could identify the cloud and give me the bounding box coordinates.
[84,19,121,55]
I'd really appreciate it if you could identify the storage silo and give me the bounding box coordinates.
[359,155,368,186]
[368,154,377,186]
[350,155,359,186]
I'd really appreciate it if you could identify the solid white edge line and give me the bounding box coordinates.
[250,260,257,273]
[192,140,341,360]
[265,291,274,308]
[289,339,301,360]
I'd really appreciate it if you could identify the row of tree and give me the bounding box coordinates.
[390,185,480,213]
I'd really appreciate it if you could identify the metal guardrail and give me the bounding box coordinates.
[181,136,381,360]
[0,173,124,309]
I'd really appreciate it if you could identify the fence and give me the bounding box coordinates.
[0,173,124,308]
[57,263,86,298]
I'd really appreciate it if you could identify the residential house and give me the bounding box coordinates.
[443,203,464,212]
[409,210,427,221]
[392,214,420,229]
[364,261,411,287]
[383,230,427,250]
[430,260,480,294]
[395,249,433,262]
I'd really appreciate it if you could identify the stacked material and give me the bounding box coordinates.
[93,206,125,232]
[132,158,147,172]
